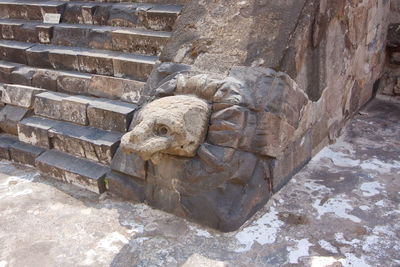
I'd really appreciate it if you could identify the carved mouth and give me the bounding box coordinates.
[121,132,172,161]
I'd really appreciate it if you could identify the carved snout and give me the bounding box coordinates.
[120,122,172,161]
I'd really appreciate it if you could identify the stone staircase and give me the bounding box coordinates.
[0,0,184,193]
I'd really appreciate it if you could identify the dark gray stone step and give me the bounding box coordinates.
[36,149,109,194]
[0,0,182,31]
[0,60,145,103]
[9,138,46,165]
[0,134,18,160]
[33,91,137,132]
[0,40,156,81]
[0,0,67,21]
[0,134,45,166]
[0,104,31,135]
[0,40,34,64]
[18,116,122,164]
[0,60,21,83]
[0,18,171,55]
[0,134,45,165]
[1,84,45,108]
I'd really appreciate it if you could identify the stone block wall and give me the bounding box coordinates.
[379,0,400,97]
[113,0,391,231]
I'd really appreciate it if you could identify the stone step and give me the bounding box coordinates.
[0,60,145,103]
[0,134,45,166]
[0,1,67,21]
[0,18,171,55]
[33,91,137,132]
[0,0,182,31]
[0,40,157,81]
[18,116,122,164]
[1,84,45,108]
[0,60,22,83]
[0,104,31,135]
[36,149,109,194]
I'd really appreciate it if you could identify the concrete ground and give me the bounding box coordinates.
[0,98,399,267]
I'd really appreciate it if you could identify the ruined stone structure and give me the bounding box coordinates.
[379,0,400,98]
[0,0,393,231]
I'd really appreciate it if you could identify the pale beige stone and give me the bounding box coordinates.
[121,95,210,163]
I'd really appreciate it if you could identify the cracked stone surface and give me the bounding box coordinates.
[0,98,399,267]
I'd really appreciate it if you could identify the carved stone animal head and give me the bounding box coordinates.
[120,95,210,163]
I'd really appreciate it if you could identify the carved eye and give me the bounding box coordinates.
[155,124,169,136]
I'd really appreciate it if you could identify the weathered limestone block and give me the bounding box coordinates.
[52,25,90,47]
[48,46,81,71]
[107,5,140,27]
[56,71,92,95]
[14,23,39,43]
[34,91,136,131]
[34,91,64,121]
[0,5,8,20]
[0,105,30,135]
[0,61,19,83]
[34,91,90,124]
[92,6,111,26]
[26,45,53,69]
[111,29,169,55]
[112,54,156,81]
[82,5,97,25]
[41,3,67,18]
[0,21,22,40]
[32,69,59,90]
[2,84,45,108]
[62,95,90,125]
[10,66,36,86]
[0,135,18,160]
[88,75,145,103]
[36,25,53,44]
[141,6,181,32]
[62,4,86,24]
[121,95,210,162]
[48,122,122,164]
[78,50,115,76]
[9,141,45,166]
[36,150,109,194]
[0,40,33,64]
[88,28,113,51]
[18,116,60,148]
[87,98,137,132]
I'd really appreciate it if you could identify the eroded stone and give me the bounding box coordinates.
[121,95,210,162]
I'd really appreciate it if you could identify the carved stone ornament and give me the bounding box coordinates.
[112,64,313,231]
[120,95,210,163]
